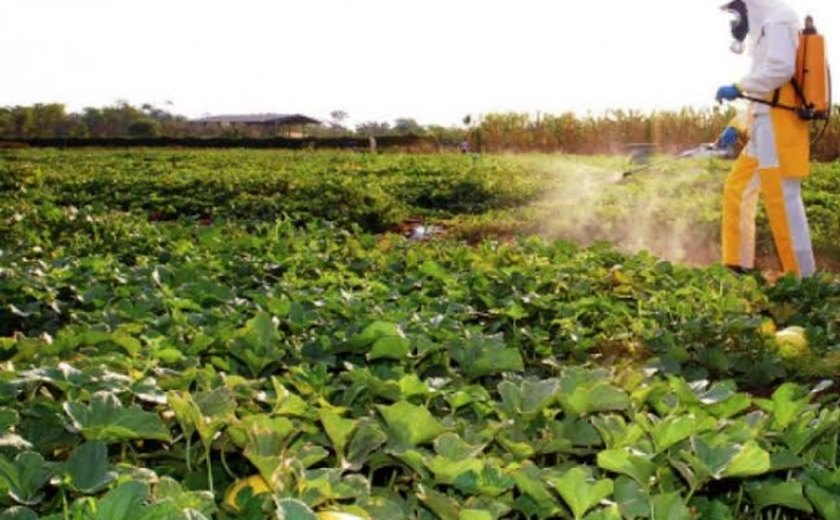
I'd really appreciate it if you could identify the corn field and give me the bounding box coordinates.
[470,107,840,161]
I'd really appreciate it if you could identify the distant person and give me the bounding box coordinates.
[460,139,469,154]
[715,0,815,277]
[369,135,377,154]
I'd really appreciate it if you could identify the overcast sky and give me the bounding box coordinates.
[1,0,837,127]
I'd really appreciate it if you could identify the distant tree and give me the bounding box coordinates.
[66,116,90,138]
[330,110,348,125]
[128,119,162,138]
[393,118,423,135]
[0,109,13,138]
[355,121,391,135]
[30,103,68,137]
[426,125,465,149]
[11,106,35,138]
[82,107,106,137]
[139,103,188,136]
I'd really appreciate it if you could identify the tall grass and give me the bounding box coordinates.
[473,107,840,160]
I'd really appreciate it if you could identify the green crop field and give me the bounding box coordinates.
[1,149,839,519]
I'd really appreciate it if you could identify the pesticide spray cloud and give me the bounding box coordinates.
[528,156,722,266]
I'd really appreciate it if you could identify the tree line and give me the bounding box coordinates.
[0,102,190,139]
[2,102,838,160]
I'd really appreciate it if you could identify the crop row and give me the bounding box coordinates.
[2,199,840,517]
[0,150,546,232]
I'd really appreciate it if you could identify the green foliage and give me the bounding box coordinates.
[0,150,839,518]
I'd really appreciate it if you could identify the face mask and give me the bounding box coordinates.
[722,0,749,53]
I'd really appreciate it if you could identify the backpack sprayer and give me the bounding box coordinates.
[739,15,833,141]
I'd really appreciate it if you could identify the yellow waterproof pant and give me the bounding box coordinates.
[722,157,816,277]
[722,83,815,277]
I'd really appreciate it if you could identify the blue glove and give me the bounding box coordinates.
[715,84,742,103]
[717,127,740,149]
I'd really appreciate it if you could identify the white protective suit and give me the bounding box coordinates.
[722,0,816,277]
[722,0,816,276]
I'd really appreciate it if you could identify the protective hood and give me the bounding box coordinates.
[744,0,800,41]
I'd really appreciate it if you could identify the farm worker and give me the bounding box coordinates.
[715,0,816,277]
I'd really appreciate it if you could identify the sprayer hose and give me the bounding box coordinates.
[811,65,832,145]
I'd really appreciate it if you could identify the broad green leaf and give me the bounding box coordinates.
[347,321,401,351]
[748,481,813,513]
[498,378,559,418]
[805,482,840,520]
[669,457,706,492]
[64,441,114,494]
[548,418,602,452]
[319,408,359,457]
[173,388,237,449]
[0,408,19,429]
[230,414,295,449]
[96,481,150,520]
[691,499,736,520]
[155,477,216,518]
[597,449,656,486]
[397,374,429,400]
[426,457,484,485]
[769,451,805,472]
[553,467,614,520]
[687,437,740,480]
[276,498,318,520]
[64,392,170,442]
[583,505,622,520]
[232,312,282,375]
[449,334,524,379]
[195,387,237,419]
[434,433,485,460]
[591,415,646,449]
[243,311,279,350]
[417,484,460,520]
[271,378,310,417]
[357,496,408,520]
[561,384,630,418]
[453,465,516,498]
[705,393,752,419]
[497,428,537,459]
[346,419,388,469]
[0,507,38,520]
[111,332,142,356]
[167,391,202,439]
[243,420,297,485]
[0,451,52,506]
[650,492,690,520]
[296,468,367,507]
[369,335,412,361]
[613,476,650,519]
[720,442,771,478]
[650,415,715,453]
[377,401,446,447]
[781,407,840,456]
[460,510,493,520]
[755,383,810,431]
[511,462,560,516]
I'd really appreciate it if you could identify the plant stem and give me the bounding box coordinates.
[734,485,745,516]
[185,435,192,473]
[220,446,235,480]
[206,451,215,495]
[62,486,70,520]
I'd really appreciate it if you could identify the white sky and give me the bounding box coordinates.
[1,0,837,127]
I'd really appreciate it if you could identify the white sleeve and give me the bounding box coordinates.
[740,23,798,95]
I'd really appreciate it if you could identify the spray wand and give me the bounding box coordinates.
[621,143,731,179]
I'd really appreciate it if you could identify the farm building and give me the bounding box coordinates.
[191,113,321,138]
